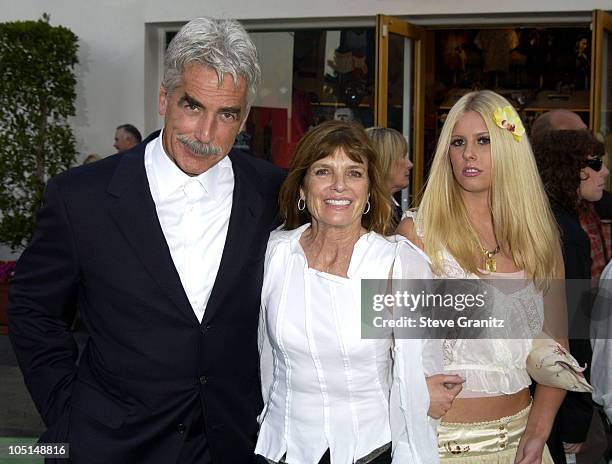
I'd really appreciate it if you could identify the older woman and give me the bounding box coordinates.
[255,120,439,464]
[365,127,413,225]
[397,90,567,463]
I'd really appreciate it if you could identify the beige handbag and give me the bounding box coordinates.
[526,333,593,392]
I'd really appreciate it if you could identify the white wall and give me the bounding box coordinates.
[0,1,609,259]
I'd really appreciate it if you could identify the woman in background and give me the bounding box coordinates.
[397,90,566,463]
[532,130,607,281]
[365,127,413,226]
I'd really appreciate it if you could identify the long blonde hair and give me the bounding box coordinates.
[417,90,561,288]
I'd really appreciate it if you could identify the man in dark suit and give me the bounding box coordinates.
[7,17,284,464]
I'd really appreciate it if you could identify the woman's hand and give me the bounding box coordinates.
[426,374,464,419]
[516,384,565,463]
[514,432,547,464]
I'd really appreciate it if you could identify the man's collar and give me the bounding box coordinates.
[152,130,232,201]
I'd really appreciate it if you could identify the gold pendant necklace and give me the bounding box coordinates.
[479,243,501,272]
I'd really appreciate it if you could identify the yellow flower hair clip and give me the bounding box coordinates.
[492,106,525,142]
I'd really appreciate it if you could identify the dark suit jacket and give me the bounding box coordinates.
[7,134,284,463]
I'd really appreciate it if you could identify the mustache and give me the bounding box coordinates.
[177,135,222,156]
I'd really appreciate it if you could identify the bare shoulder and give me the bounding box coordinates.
[396,217,424,249]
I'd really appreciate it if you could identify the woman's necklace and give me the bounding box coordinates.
[478,242,501,272]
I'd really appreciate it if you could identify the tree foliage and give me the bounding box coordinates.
[0,14,78,250]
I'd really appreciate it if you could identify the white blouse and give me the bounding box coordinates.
[403,211,543,397]
[256,224,438,464]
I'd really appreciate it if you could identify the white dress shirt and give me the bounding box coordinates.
[256,225,438,464]
[591,260,612,422]
[144,132,233,322]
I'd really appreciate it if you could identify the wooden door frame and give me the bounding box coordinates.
[375,14,426,203]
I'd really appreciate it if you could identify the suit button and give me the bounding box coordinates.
[199,375,207,385]
[200,324,212,335]
[177,423,186,434]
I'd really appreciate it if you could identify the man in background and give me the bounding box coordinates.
[530,108,587,134]
[113,123,142,152]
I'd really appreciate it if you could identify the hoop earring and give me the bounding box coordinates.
[297,198,306,211]
[363,200,371,215]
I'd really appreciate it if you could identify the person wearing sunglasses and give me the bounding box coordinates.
[531,129,609,464]
[580,156,608,205]
[578,141,609,284]
[532,130,608,281]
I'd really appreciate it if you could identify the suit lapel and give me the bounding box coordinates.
[107,145,197,325]
[202,151,265,324]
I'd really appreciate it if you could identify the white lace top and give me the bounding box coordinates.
[404,211,543,397]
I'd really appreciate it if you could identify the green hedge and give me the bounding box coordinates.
[0,14,78,250]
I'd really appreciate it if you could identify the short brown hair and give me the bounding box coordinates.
[279,120,392,233]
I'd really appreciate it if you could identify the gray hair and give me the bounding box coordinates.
[162,17,261,107]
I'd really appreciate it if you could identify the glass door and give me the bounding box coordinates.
[375,15,425,208]
[591,9,612,181]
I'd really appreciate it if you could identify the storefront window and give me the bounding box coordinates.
[244,29,375,168]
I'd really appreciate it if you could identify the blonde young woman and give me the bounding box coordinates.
[397,90,567,464]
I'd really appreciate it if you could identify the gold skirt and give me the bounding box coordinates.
[438,404,554,463]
